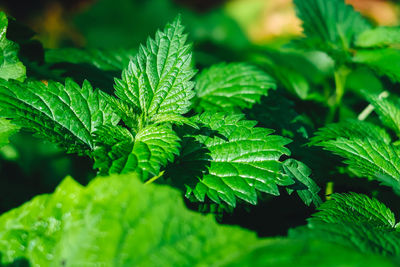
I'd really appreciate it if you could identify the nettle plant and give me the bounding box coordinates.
[0,0,400,265]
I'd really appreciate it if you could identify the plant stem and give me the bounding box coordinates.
[358,91,389,121]
[145,171,165,185]
[325,181,334,200]
[326,66,350,123]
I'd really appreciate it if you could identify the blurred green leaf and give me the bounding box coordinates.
[0,12,25,81]
[293,0,370,53]
[353,49,400,83]
[0,118,18,149]
[356,26,400,48]
[0,174,396,266]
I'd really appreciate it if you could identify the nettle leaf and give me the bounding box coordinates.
[194,62,276,112]
[311,121,400,192]
[290,193,400,257]
[0,78,119,154]
[311,193,397,228]
[366,93,400,137]
[310,119,392,145]
[0,12,26,81]
[0,118,19,148]
[283,159,322,207]
[93,125,134,174]
[355,26,400,48]
[94,124,180,180]
[293,0,370,51]
[353,49,400,82]
[312,122,400,193]
[0,174,395,267]
[113,16,195,127]
[45,47,135,71]
[166,112,294,207]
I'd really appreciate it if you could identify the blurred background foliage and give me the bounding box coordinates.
[0,0,400,235]
[1,0,399,49]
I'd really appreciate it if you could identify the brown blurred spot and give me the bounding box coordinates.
[347,0,399,25]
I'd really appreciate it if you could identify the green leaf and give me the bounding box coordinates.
[282,159,322,207]
[292,222,400,258]
[0,118,19,148]
[353,49,400,82]
[113,16,195,125]
[366,93,400,137]
[253,50,334,100]
[290,193,400,258]
[310,119,392,145]
[311,193,397,228]
[93,124,135,174]
[0,174,257,266]
[166,112,294,207]
[195,62,276,112]
[94,124,180,180]
[0,174,396,266]
[0,12,26,81]
[45,47,135,71]
[223,238,396,267]
[355,26,400,48]
[0,78,119,154]
[293,0,370,51]
[312,121,400,193]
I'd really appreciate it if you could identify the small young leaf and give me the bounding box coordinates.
[113,16,195,124]
[282,159,322,207]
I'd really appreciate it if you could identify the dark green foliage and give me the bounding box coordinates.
[1,0,400,265]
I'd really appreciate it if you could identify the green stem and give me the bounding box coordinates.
[144,171,165,185]
[358,91,389,121]
[326,66,349,123]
